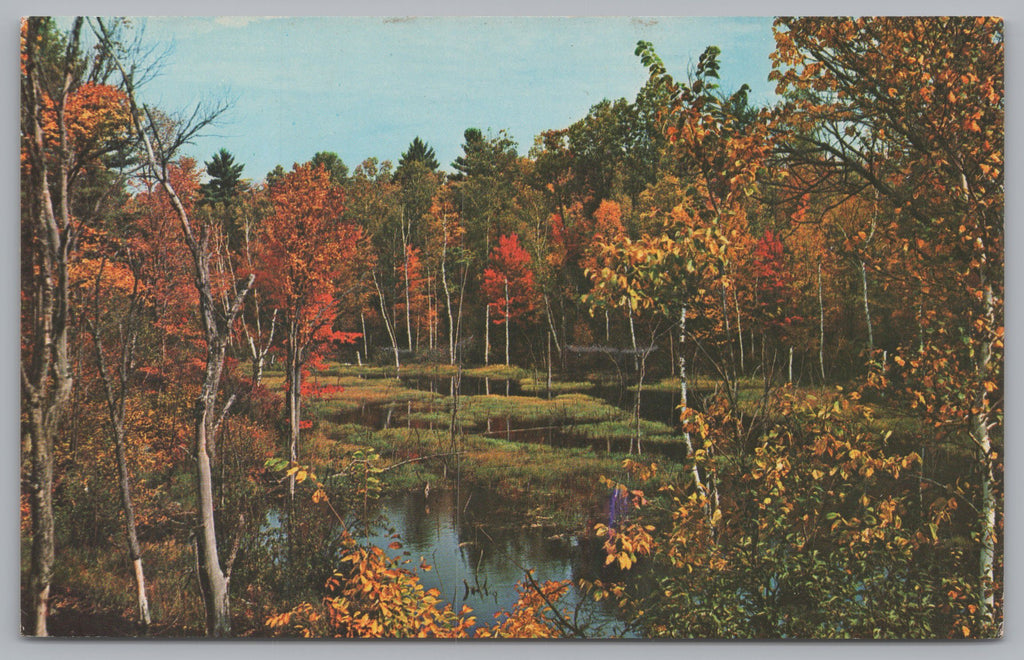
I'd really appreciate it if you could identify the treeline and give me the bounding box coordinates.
[21,17,1002,637]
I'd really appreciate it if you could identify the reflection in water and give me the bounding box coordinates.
[359,489,629,636]
[404,375,684,430]
[331,374,690,458]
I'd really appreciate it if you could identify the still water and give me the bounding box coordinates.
[356,487,631,637]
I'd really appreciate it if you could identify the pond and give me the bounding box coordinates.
[266,487,633,637]
[363,487,631,636]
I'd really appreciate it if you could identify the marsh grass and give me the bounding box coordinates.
[307,413,687,529]
[319,375,444,407]
[516,376,595,395]
[321,363,459,379]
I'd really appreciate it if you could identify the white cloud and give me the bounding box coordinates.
[213,16,279,29]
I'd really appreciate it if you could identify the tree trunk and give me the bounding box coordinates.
[542,294,562,363]
[817,262,826,384]
[115,424,151,628]
[98,18,254,637]
[360,311,370,363]
[21,18,80,635]
[195,405,231,637]
[721,282,735,380]
[27,409,56,637]
[633,350,646,456]
[440,222,456,365]
[973,284,998,625]
[860,259,874,354]
[372,273,400,372]
[401,210,413,353]
[504,278,511,368]
[246,307,276,389]
[484,303,491,366]
[89,309,151,629]
[679,306,701,491]
[546,332,553,399]
[734,288,744,374]
[628,313,639,371]
[286,320,302,498]
[456,269,469,367]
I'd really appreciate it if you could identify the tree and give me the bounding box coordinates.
[750,229,803,380]
[552,88,666,214]
[265,163,286,187]
[587,42,771,514]
[259,162,364,492]
[80,250,152,629]
[771,17,1003,630]
[588,394,962,638]
[450,128,524,362]
[94,17,252,636]
[394,245,432,352]
[395,136,439,177]
[311,151,349,185]
[201,148,245,206]
[425,184,467,364]
[230,187,278,387]
[481,233,537,367]
[20,17,132,635]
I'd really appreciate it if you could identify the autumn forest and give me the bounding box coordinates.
[20,17,1003,638]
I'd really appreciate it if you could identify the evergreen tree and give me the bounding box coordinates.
[201,148,245,205]
[397,136,439,174]
[311,150,349,185]
[266,164,286,187]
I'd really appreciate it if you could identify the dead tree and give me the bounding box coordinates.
[93,18,252,637]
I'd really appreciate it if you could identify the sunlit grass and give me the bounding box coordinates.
[323,363,459,379]
[462,364,531,380]
[517,376,594,395]
[308,416,687,530]
[319,375,443,407]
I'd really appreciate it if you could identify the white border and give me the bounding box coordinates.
[4,2,1020,659]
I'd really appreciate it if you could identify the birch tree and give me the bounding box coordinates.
[93,18,252,636]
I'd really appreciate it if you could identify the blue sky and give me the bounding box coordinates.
[89,16,778,183]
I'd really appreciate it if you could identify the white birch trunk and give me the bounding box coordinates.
[679,306,702,492]
[974,284,997,625]
[484,303,491,366]
[504,277,511,368]
[372,274,400,372]
[860,259,874,353]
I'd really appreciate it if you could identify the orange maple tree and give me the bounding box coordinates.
[258,162,365,484]
[481,233,537,366]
